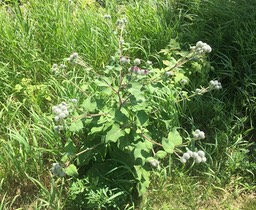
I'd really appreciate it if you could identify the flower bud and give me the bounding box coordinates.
[147,60,152,65]
[183,152,191,160]
[180,157,187,164]
[201,157,207,163]
[197,150,205,158]
[54,116,60,122]
[134,58,141,66]
[195,156,202,163]
[103,14,111,19]
[120,56,127,65]
[149,159,160,167]
[71,98,77,104]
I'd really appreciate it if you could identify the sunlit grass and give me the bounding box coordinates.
[0,0,255,209]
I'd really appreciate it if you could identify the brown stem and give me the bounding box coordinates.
[71,113,105,122]
[75,142,103,157]
[141,133,163,147]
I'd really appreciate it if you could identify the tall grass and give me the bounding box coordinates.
[165,0,256,194]
[0,0,255,209]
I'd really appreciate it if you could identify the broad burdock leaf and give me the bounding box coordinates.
[94,77,111,87]
[133,141,152,164]
[127,82,145,101]
[134,165,150,196]
[162,128,182,153]
[168,128,182,146]
[90,124,105,134]
[65,164,78,176]
[163,58,177,71]
[174,72,188,83]
[69,119,83,132]
[81,97,97,112]
[162,59,174,67]
[105,123,125,142]
[144,139,153,150]
[64,139,76,155]
[136,110,149,126]
[162,137,174,153]
[113,108,129,124]
[94,78,113,95]
[77,149,93,166]
[155,150,167,159]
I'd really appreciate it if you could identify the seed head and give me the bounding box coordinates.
[187,150,193,156]
[165,71,174,76]
[193,129,205,140]
[103,14,111,19]
[54,116,60,122]
[51,163,66,177]
[180,157,187,164]
[197,150,205,158]
[195,156,202,163]
[192,152,199,159]
[147,60,152,65]
[195,88,203,95]
[194,41,212,54]
[134,58,141,66]
[149,159,160,167]
[209,80,222,90]
[71,98,78,104]
[67,52,78,63]
[180,79,188,84]
[201,156,207,163]
[120,56,130,65]
[183,152,191,160]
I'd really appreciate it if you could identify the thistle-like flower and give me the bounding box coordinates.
[180,149,207,164]
[192,41,212,54]
[67,52,78,63]
[209,80,222,90]
[52,102,69,122]
[133,58,141,66]
[193,129,205,140]
[51,163,66,177]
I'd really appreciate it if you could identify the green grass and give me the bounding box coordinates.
[0,0,255,209]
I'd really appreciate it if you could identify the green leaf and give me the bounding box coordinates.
[94,78,110,87]
[101,76,112,85]
[162,60,172,66]
[136,110,149,126]
[105,123,125,142]
[162,137,174,153]
[64,139,76,155]
[90,124,105,134]
[162,128,182,153]
[168,128,182,146]
[146,157,155,162]
[134,165,150,196]
[114,108,129,124]
[77,149,93,166]
[81,97,97,112]
[174,72,187,83]
[61,154,68,162]
[155,150,167,159]
[127,82,145,101]
[69,119,83,132]
[144,139,153,150]
[133,141,152,164]
[65,164,78,176]
[163,57,177,67]
[81,84,88,91]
